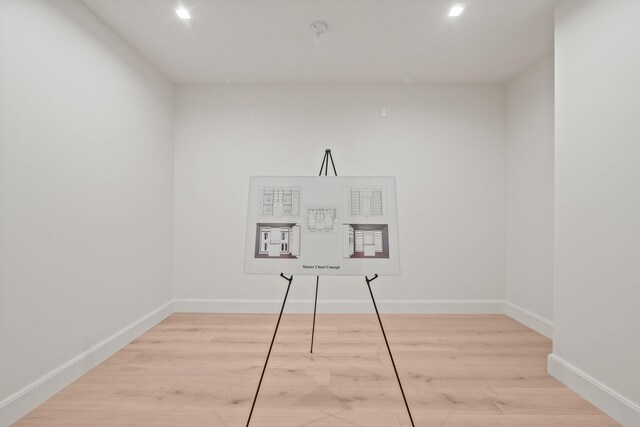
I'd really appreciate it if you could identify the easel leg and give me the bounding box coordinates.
[310,276,319,353]
[365,275,415,427]
[246,274,293,427]
[318,151,328,176]
[328,150,338,176]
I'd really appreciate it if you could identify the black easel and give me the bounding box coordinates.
[246,150,415,427]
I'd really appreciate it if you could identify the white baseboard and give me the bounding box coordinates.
[548,354,640,426]
[0,301,173,427]
[504,301,553,338]
[172,298,505,314]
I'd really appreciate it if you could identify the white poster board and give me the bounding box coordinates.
[244,176,400,276]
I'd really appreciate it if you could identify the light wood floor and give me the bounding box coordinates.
[15,314,618,426]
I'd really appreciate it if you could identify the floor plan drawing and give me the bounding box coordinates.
[255,223,301,258]
[306,207,339,233]
[258,186,300,218]
[343,187,386,219]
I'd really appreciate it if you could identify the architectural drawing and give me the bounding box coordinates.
[306,207,339,233]
[255,223,301,258]
[258,186,300,218]
[342,224,389,258]
[245,176,399,276]
[343,187,385,219]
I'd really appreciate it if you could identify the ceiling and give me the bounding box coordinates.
[81,0,555,84]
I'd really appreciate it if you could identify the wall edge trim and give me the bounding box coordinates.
[548,353,640,426]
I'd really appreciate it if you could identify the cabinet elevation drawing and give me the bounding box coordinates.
[258,187,300,218]
[343,187,386,219]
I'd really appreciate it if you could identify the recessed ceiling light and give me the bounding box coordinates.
[449,5,465,17]
[175,7,191,20]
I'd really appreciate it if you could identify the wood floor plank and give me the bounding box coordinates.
[13,314,619,426]
[399,366,562,388]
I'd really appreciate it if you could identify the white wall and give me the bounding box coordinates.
[174,84,507,309]
[505,55,555,337]
[0,0,174,422]
[551,1,640,425]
